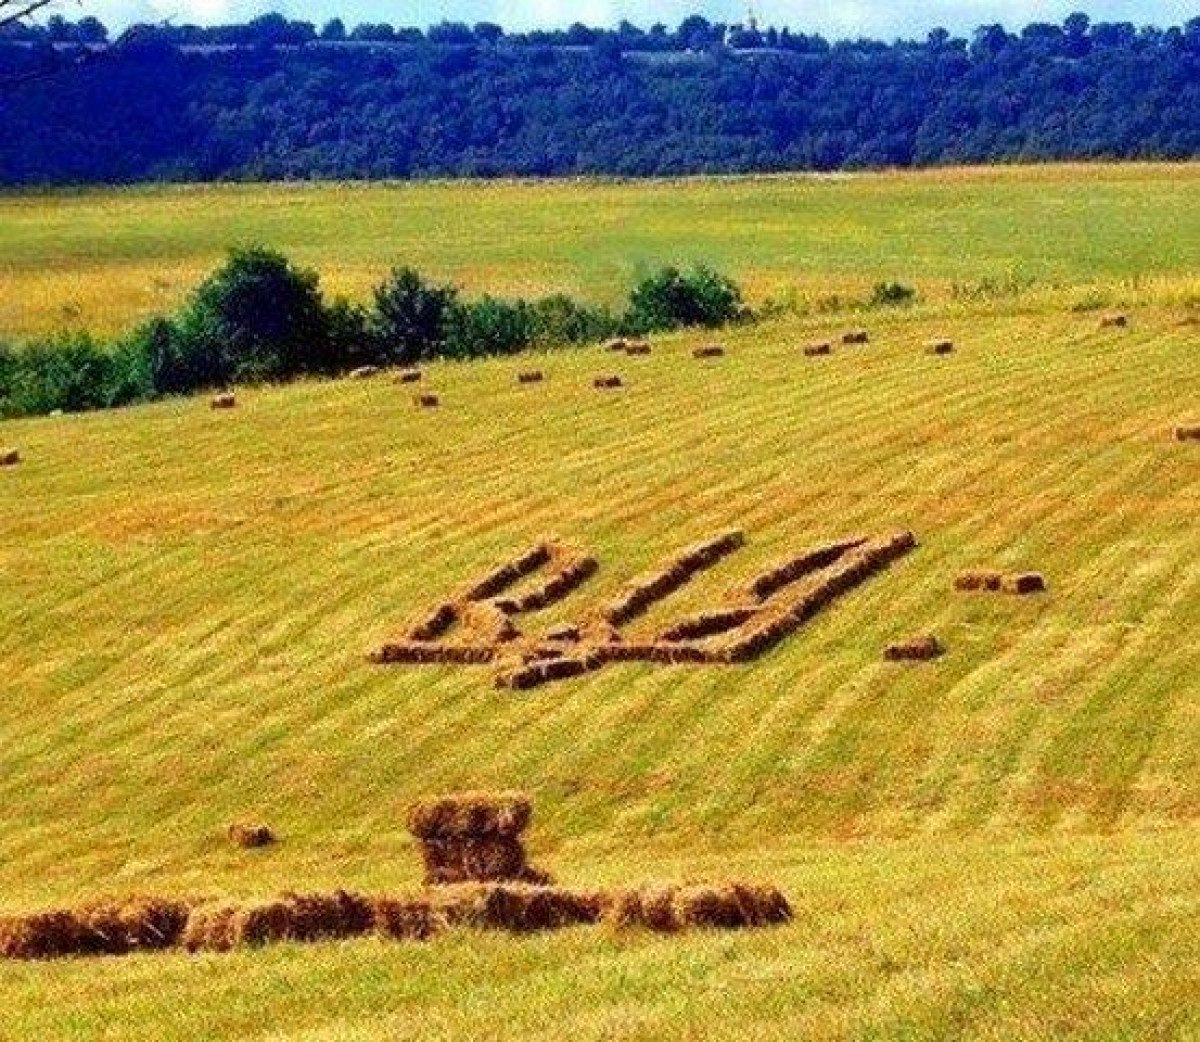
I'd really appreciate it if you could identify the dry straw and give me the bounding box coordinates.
[603,883,792,932]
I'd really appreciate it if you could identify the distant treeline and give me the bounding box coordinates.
[1,13,1198,184]
[0,249,746,417]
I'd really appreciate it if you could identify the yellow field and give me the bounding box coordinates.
[0,166,1198,1039]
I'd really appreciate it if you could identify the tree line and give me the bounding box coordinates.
[0,13,1197,183]
[0,249,746,418]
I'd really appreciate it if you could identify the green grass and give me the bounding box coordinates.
[0,165,1198,1039]
[1,163,1198,339]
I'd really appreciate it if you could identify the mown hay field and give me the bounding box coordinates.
[0,165,1198,1040]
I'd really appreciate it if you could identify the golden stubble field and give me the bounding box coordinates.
[0,165,1198,1040]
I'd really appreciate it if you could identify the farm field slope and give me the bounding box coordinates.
[1,185,1199,1038]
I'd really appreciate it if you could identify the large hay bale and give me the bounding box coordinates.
[517,370,544,384]
[884,635,943,662]
[1100,313,1129,328]
[624,342,652,356]
[210,393,236,410]
[692,344,725,359]
[415,393,440,408]
[1174,425,1200,442]
[927,339,955,355]
[349,365,380,380]
[417,835,551,887]
[842,330,869,345]
[0,448,20,467]
[396,369,422,384]
[228,822,276,849]
[593,375,623,389]
[1002,572,1047,595]
[407,792,533,840]
[953,569,1003,592]
[605,338,629,352]
[0,910,84,960]
[803,341,832,357]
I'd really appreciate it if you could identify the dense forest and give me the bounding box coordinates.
[0,13,1198,184]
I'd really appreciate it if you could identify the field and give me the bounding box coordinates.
[1,165,1199,1040]
[1,163,1199,339]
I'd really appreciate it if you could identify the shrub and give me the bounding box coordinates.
[625,265,746,334]
[326,297,375,370]
[869,281,917,307]
[371,267,458,365]
[444,297,534,359]
[3,332,153,416]
[527,294,619,347]
[170,246,332,386]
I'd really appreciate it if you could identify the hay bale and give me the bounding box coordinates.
[408,792,532,840]
[517,370,544,384]
[803,342,832,357]
[1100,313,1129,329]
[0,448,20,467]
[884,635,943,662]
[210,393,236,410]
[842,330,869,345]
[927,339,955,355]
[605,337,629,352]
[182,891,374,952]
[603,883,791,932]
[593,375,623,389]
[0,897,192,960]
[1174,425,1200,442]
[415,393,440,408]
[349,365,380,380]
[370,897,442,941]
[692,344,725,359]
[435,885,601,933]
[1002,572,1047,595]
[396,369,422,384]
[228,822,276,849]
[624,342,652,356]
[953,569,1003,592]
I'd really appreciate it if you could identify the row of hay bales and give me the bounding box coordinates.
[954,569,1047,594]
[492,530,917,689]
[1,794,790,961]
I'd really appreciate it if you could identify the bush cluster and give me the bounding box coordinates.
[0,249,747,418]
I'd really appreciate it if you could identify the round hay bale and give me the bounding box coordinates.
[349,365,381,380]
[604,337,629,352]
[396,369,422,384]
[624,342,652,356]
[692,344,725,359]
[803,342,832,357]
[415,393,440,408]
[593,375,623,389]
[517,371,544,384]
[953,569,1003,593]
[842,330,869,345]
[884,635,943,662]
[1100,313,1129,329]
[0,448,20,467]
[210,393,236,410]
[1174,425,1200,442]
[927,339,955,355]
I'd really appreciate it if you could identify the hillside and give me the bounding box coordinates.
[0,169,1198,1040]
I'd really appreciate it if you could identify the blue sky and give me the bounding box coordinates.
[87,0,1199,37]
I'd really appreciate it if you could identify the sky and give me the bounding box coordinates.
[82,0,1199,38]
